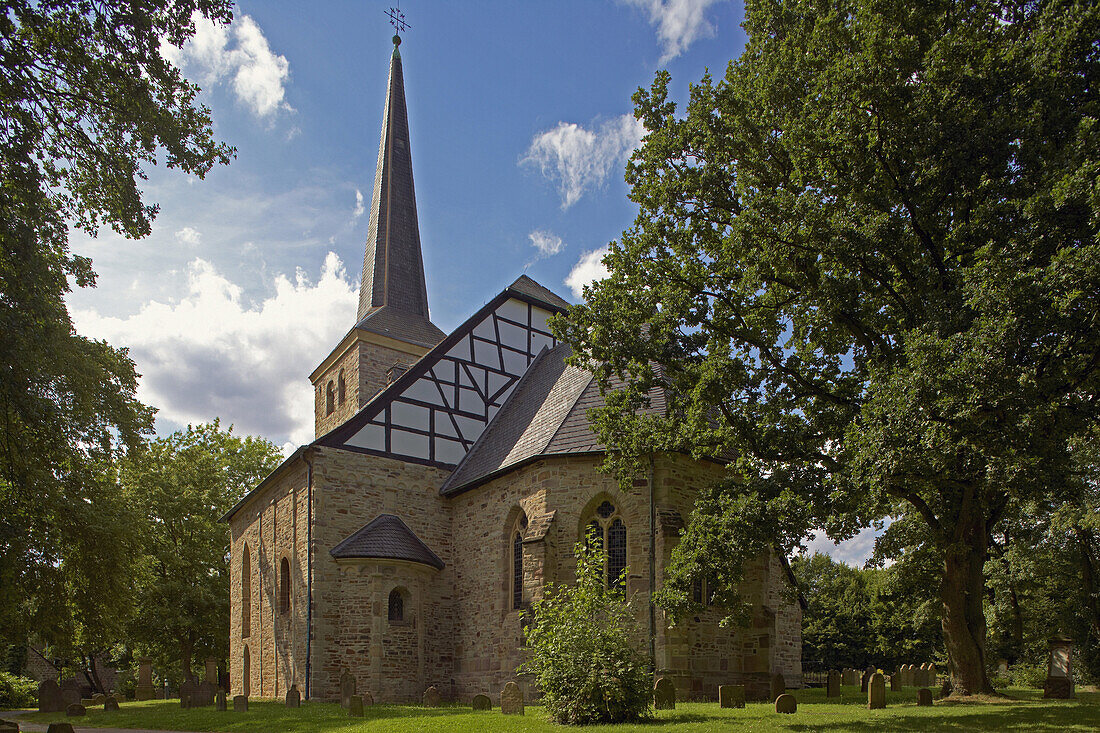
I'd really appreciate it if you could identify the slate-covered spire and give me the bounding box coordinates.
[356,36,443,347]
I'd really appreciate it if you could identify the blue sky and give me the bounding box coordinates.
[65,0,876,564]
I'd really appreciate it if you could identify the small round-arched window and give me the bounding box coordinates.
[337,369,346,405]
[388,588,405,623]
[584,500,627,590]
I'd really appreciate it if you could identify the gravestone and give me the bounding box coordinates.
[899,664,910,687]
[215,690,227,711]
[919,663,932,688]
[135,657,156,701]
[39,679,65,713]
[104,695,120,711]
[774,693,797,714]
[826,670,841,698]
[286,684,301,708]
[653,677,675,710]
[361,691,374,706]
[91,693,105,705]
[860,669,871,693]
[60,688,80,708]
[422,686,441,707]
[46,725,76,733]
[340,670,356,708]
[1043,635,1074,699]
[917,688,933,706]
[890,673,900,691]
[842,668,857,686]
[65,703,85,717]
[194,681,216,707]
[348,695,363,717]
[232,695,248,712]
[718,685,745,709]
[868,672,886,709]
[472,693,491,710]
[80,699,94,708]
[500,681,524,715]
[179,679,198,708]
[204,657,218,685]
[770,673,785,701]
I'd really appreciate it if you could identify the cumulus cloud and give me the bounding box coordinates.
[174,226,202,245]
[565,246,610,299]
[528,230,565,258]
[72,253,357,449]
[623,0,726,63]
[162,12,292,118]
[353,189,365,219]
[522,114,645,209]
[802,526,883,567]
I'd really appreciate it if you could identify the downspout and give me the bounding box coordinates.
[304,449,314,700]
[648,453,656,673]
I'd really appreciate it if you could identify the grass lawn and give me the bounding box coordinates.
[8,687,1100,732]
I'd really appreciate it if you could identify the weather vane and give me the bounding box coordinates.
[387,6,410,38]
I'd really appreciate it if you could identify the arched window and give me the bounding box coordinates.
[241,544,251,638]
[279,557,291,614]
[509,512,528,610]
[325,382,335,415]
[337,369,346,405]
[242,646,250,697]
[583,500,627,591]
[388,588,404,623]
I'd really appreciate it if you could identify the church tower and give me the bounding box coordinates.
[311,35,444,437]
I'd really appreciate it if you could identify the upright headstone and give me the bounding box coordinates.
[195,681,217,707]
[46,725,76,733]
[104,695,120,711]
[179,679,198,708]
[826,670,841,698]
[653,677,676,710]
[917,688,933,706]
[868,672,886,709]
[348,695,363,717]
[60,688,80,709]
[774,693,797,714]
[215,690,227,711]
[861,669,871,693]
[361,691,374,706]
[91,693,105,705]
[770,673,786,701]
[471,694,491,710]
[135,657,156,701]
[232,695,248,712]
[65,704,85,717]
[39,679,65,713]
[843,668,858,686]
[890,674,900,691]
[920,663,932,688]
[422,686,441,707]
[718,685,746,709]
[1044,635,1074,699]
[205,657,218,686]
[500,681,524,715]
[340,670,356,708]
[899,664,909,687]
[286,684,301,708]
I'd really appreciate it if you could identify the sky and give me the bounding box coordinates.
[66,0,878,565]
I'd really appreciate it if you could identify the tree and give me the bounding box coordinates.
[0,0,234,648]
[121,422,282,684]
[519,533,652,725]
[559,0,1100,695]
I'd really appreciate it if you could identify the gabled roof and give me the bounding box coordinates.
[330,513,444,570]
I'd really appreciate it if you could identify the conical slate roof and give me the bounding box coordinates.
[357,40,444,347]
[330,513,444,570]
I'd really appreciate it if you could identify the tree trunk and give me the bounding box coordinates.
[180,631,195,684]
[940,508,995,695]
[88,653,105,694]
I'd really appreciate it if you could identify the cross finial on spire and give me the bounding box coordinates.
[387,6,410,41]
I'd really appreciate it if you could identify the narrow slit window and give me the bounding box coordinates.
[241,544,251,637]
[512,532,523,609]
[279,557,290,614]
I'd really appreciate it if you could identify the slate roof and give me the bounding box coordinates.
[330,513,445,570]
[505,274,572,310]
[355,305,446,349]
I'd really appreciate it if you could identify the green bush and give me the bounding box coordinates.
[0,671,37,709]
[519,535,651,725]
[1010,660,1048,689]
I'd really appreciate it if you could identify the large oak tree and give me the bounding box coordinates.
[559,0,1099,695]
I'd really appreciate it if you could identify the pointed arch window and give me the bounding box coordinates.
[583,501,627,591]
[241,544,251,638]
[279,557,291,614]
[325,382,335,415]
[337,369,346,405]
[509,511,528,610]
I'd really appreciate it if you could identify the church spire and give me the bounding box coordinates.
[357,31,437,342]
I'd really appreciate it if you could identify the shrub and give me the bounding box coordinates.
[0,671,37,709]
[1010,660,1048,689]
[519,535,651,725]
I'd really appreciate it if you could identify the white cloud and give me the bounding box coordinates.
[162,12,292,118]
[353,189,365,219]
[623,0,726,63]
[522,114,645,209]
[802,526,883,567]
[528,230,565,258]
[174,226,202,245]
[565,246,610,299]
[72,253,357,448]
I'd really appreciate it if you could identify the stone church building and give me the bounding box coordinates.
[223,36,801,704]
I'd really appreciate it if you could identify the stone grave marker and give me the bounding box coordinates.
[860,669,870,693]
[422,686,441,707]
[91,693,105,705]
[340,670,356,708]
[39,679,64,713]
[361,691,374,706]
[60,688,80,709]
[80,698,94,707]
[215,690,226,711]
[1044,635,1074,699]
[500,681,524,715]
[104,695,120,711]
[179,679,198,708]
[718,685,745,709]
[286,684,301,708]
[653,677,675,710]
[917,688,933,706]
[774,693,797,714]
[65,703,85,717]
[472,693,491,710]
[770,673,785,701]
[348,695,363,717]
[842,668,857,686]
[868,672,886,709]
[195,681,217,707]
[135,657,156,701]
[890,673,900,691]
[204,657,218,685]
[233,695,248,712]
[46,725,76,733]
[826,670,841,698]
